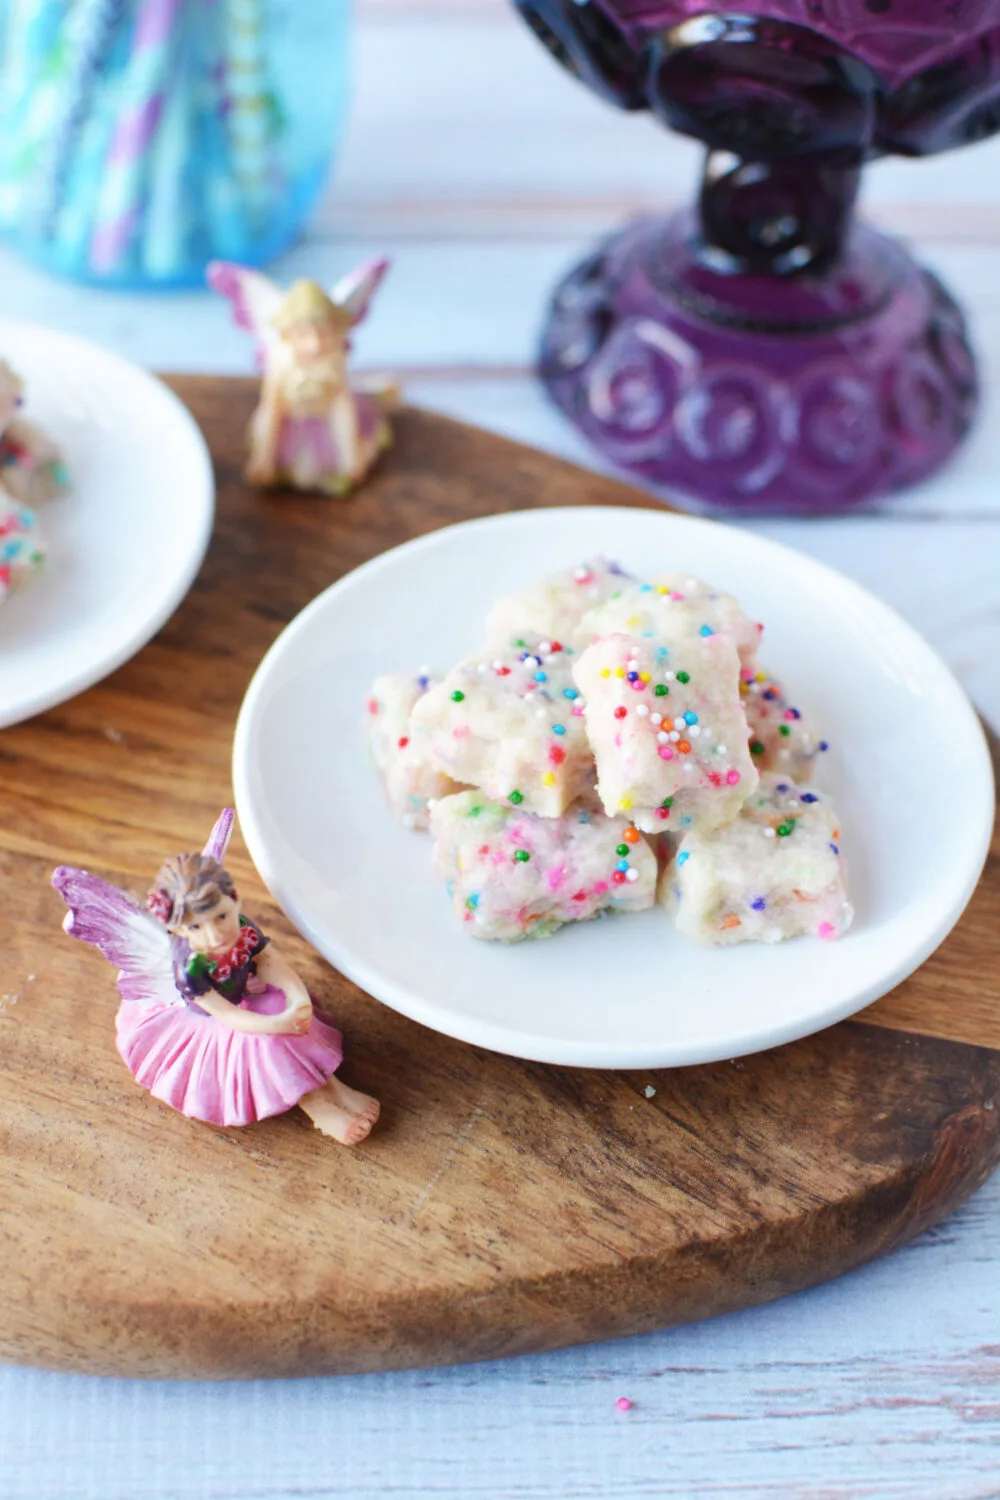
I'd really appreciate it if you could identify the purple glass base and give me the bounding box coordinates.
[540,213,977,514]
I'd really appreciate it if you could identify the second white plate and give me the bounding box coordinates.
[0,320,214,729]
[233,506,994,1069]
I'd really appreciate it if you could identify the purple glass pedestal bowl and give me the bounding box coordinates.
[512,2,997,513]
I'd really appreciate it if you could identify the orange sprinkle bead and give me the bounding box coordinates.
[720,914,742,930]
[678,739,691,754]
[623,826,640,845]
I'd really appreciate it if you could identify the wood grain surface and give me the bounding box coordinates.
[1,381,998,1381]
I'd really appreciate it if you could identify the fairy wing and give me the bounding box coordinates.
[330,255,390,328]
[202,807,235,864]
[52,867,182,1009]
[207,261,283,366]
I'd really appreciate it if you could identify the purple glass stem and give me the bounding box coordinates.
[513,0,993,511]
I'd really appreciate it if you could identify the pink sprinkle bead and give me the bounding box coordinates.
[817,921,837,941]
[725,769,740,785]
[616,1397,633,1412]
[658,745,674,761]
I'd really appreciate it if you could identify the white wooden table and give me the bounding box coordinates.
[1,4,998,1496]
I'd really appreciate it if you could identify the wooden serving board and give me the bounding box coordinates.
[1,381,998,1380]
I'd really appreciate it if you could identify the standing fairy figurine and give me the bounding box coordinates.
[52,811,379,1145]
[208,257,396,496]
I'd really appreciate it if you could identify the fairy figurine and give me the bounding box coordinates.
[52,811,380,1146]
[208,256,396,497]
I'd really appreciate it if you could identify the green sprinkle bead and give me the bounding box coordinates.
[779,724,791,737]
[750,740,765,756]
[508,789,524,805]
[451,690,465,702]
[514,849,531,862]
[776,821,795,837]
[616,843,630,858]
[661,797,674,808]
[676,670,690,684]
[654,683,668,697]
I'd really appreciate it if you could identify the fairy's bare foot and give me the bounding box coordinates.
[299,1077,380,1146]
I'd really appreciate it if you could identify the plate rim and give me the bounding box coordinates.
[0,318,215,730]
[233,503,996,1069]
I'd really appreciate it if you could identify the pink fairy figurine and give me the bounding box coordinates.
[52,810,379,1146]
[208,257,396,496]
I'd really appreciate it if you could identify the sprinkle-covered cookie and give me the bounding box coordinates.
[485,556,632,651]
[0,491,45,607]
[579,572,762,666]
[411,635,594,817]
[430,789,656,941]
[573,631,757,833]
[364,670,462,830]
[0,418,69,507]
[742,665,829,784]
[662,773,852,945]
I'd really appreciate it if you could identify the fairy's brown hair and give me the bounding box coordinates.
[148,853,236,929]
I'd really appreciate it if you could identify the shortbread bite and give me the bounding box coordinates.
[573,631,757,833]
[663,774,852,945]
[0,491,44,606]
[579,572,761,666]
[0,418,68,506]
[365,670,460,830]
[430,790,655,941]
[411,636,594,817]
[485,556,631,651]
[742,665,829,784]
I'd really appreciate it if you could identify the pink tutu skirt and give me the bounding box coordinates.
[275,394,390,492]
[115,986,344,1127]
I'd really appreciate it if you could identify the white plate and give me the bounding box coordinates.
[0,320,213,728]
[233,506,994,1069]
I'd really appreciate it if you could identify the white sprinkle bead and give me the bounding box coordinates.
[716,744,727,755]
[688,725,701,738]
[665,671,676,681]
[651,713,662,726]
[625,868,639,883]
[668,730,680,742]
[539,641,552,655]
[636,704,649,717]
[763,827,776,838]
[657,731,669,744]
